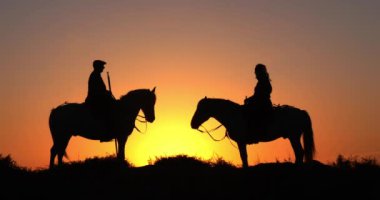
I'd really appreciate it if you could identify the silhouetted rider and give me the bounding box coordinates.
[244,63,273,133]
[85,60,116,141]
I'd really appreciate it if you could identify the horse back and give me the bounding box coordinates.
[271,105,308,135]
[50,103,85,120]
[273,104,305,116]
[49,103,91,131]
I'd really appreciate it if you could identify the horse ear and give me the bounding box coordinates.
[152,87,156,93]
[204,96,207,99]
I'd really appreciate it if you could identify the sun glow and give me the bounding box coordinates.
[121,111,216,165]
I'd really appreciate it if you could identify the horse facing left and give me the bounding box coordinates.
[48,88,156,168]
[191,97,315,168]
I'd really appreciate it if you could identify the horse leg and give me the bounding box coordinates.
[117,136,127,162]
[289,136,304,164]
[49,145,57,169]
[238,142,248,168]
[57,136,71,166]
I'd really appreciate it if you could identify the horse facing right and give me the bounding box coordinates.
[191,97,316,168]
[49,88,157,168]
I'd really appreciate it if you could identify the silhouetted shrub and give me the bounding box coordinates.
[0,154,30,172]
[0,154,18,170]
[151,154,211,169]
[0,154,30,180]
[332,154,379,170]
[149,154,237,170]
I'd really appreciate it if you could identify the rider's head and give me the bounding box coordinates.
[93,60,106,72]
[255,63,269,81]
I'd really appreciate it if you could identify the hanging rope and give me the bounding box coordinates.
[114,138,118,157]
[197,124,238,148]
[198,124,225,141]
[225,130,238,149]
[134,114,148,134]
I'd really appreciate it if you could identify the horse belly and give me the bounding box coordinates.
[75,116,109,139]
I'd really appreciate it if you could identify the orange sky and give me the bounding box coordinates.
[0,1,379,169]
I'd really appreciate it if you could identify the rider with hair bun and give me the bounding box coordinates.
[244,63,273,134]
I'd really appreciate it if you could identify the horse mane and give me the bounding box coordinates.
[202,98,241,109]
[273,104,303,111]
[119,89,152,102]
[51,101,80,111]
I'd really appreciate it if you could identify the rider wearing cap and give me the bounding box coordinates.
[85,60,115,141]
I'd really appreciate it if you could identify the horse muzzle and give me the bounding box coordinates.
[191,120,200,129]
[146,116,155,123]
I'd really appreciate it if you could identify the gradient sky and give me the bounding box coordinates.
[0,0,379,169]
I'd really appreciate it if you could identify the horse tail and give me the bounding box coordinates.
[302,110,315,162]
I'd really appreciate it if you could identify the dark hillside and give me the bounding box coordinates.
[1,154,378,199]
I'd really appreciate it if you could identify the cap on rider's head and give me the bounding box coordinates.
[93,60,106,70]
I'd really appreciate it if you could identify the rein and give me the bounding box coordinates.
[198,124,226,141]
[197,124,238,148]
[135,114,148,134]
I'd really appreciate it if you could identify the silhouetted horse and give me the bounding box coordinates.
[49,88,156,168]
[191,97,315,168]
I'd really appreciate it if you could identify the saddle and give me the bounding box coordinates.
[83,102,117,142]
[243,104,294,132]
[242,104,274,142]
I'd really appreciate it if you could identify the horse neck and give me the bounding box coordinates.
[119,97,141,120]
[207,99,240,128]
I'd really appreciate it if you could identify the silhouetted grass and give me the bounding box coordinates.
[210,156,237,169]
[50,155,133,170]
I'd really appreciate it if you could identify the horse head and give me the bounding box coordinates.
[191,96,211,129]
[119,87,156,123]
[141,87,156,123]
